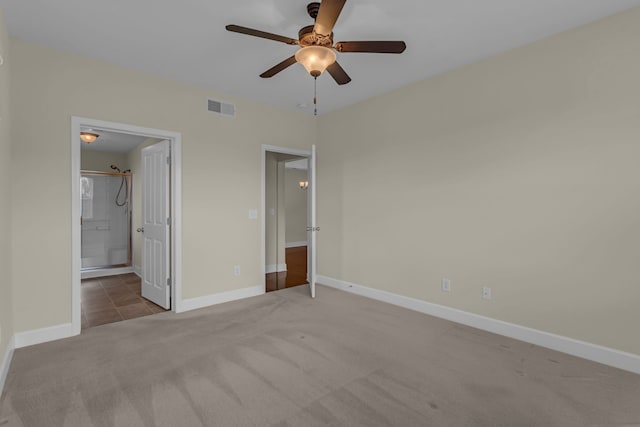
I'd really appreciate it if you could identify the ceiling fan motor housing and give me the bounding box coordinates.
[299,25,333,47]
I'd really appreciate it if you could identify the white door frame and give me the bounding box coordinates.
[71,116,183,335]
[261,144,315,295]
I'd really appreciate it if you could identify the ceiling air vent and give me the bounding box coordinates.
[207,98,236,118]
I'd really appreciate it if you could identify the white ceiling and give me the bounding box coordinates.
[80,129,149,154]
[285,158,309,170]
[2,1,639,115]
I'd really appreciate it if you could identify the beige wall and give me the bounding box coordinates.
[317,8,640,355]
[9,39,315,332]
[125,138,162,271]
[80,150,127,173]
[265,152,277,269]
[0,7,13,362]
[265,152,286,270]
[285,168,308,245]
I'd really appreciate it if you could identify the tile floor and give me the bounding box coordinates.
[81,273,167,329]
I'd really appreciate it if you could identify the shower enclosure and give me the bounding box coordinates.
[81,170,132,271]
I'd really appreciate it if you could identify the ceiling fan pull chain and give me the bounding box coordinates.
[314,76,318,116]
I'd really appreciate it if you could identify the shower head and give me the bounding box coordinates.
[110,165,121,172]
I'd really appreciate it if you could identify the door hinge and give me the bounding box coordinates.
[167,277,171,287]
[167,155,171,165]
[167,217,170,226]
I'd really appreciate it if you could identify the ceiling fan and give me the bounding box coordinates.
[226,0,407,85]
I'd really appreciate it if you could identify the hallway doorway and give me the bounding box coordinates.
[262,145,317,297]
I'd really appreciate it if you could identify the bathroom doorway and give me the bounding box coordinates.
[79,130,169,328]
[80,133,142,278]
[72,117,183,334]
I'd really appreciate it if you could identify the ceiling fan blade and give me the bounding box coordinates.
[313,0,346,36]
[260,56,298,78]
[226,25,298,45]
[326,61,351,85]
[335,41,407,54]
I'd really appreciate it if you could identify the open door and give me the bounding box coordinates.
[307,145,317,298]
[141,140,171,309]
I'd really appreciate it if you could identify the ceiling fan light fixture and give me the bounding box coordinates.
[80,132,99,143]
[295,46,336,77]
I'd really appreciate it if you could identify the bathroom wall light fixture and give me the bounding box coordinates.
[80,132,99,143]
[299,180,309,190]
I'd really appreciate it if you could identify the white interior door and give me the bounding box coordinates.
[307,145,317,298]
[141,140,171,309]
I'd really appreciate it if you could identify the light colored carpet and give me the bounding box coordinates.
[1,285,639,426]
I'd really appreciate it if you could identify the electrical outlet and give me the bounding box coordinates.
[233,265,241,277]
[482,286,492,300]
[441,278,451,292]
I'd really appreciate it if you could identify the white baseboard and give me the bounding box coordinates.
[14,323,74,349]
[265,263,287,274]
[81,266,134,279]
[317,275,640,375]
[178,285,264,313]
[1,336,15,397]
[285,241,307,248]
[134,265,142,277]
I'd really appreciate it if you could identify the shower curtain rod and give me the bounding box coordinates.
[81,170,132,177]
